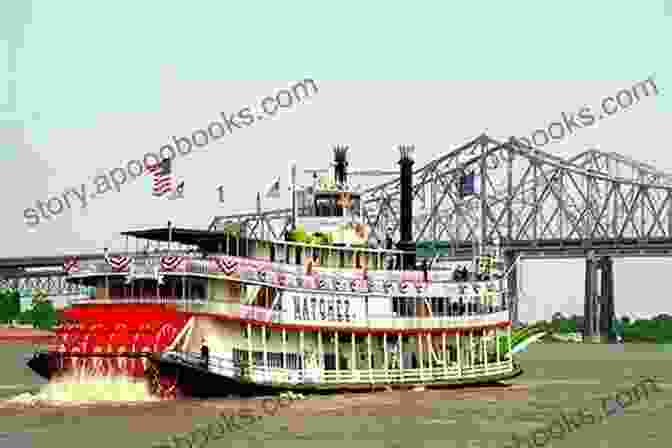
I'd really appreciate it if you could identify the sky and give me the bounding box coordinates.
[1,1,671,321]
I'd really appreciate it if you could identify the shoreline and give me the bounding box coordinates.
[0,327,56,345]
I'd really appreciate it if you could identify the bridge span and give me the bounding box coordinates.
[3,135,672,342]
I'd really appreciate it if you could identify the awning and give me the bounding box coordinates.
[120,227,239,251]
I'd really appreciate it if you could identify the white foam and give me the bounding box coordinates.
[3,372,159,406]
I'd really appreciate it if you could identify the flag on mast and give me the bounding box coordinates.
[460,171,480,197]
[264,177,281,198]
[146,158,175,197]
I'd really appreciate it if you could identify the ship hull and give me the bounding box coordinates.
[30,310,521,399]
[147,351,523,398]
[27,351,56,380]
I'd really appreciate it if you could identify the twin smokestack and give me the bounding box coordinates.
[332,145,416,268]
[333,145,349,186]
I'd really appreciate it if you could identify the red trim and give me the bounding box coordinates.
[65,305,510,336]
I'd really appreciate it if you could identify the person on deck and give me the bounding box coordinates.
[200,337,210,370]
[305,253,320,275]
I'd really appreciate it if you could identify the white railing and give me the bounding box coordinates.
[73,239,504,281]
[164,351,515,385]
[72,257,505,298]
[268,310,511,331]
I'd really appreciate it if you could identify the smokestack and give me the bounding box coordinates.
[397,145,416,269]
[333,146,349,187]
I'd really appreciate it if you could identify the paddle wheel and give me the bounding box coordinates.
[37,304,190,396]
[145,357,182,399]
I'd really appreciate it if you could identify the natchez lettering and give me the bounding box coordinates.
[292,294,352,322]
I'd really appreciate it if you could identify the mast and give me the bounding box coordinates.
[168,220,173,252]
[289,161,297,231]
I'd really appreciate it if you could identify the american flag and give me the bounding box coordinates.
[146,158,174,197]
[460,171,480,197]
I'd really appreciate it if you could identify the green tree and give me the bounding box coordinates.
[0,289,21,325]
[29,300,57,330]
[557,319,576,334]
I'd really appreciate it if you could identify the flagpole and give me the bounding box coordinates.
[168,220,172,252]
[290,161,297,231]
[479,148,486,256]
[256,192,263,240]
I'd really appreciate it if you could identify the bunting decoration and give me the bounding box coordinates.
[63,256,80,274]
[302,276,317,289]
[213,256,239,275]
[273,271,288,287]
[351,278,368,292]
[81,251,503,298]
[160,256,184,272]
[105,254,133,272]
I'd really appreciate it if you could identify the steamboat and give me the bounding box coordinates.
[28,146,522,398]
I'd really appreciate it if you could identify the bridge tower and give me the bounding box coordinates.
[583,253,616,343]
[504,251,520,326]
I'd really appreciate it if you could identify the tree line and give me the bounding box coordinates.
[536,312,672,343]
[0,288,57,330]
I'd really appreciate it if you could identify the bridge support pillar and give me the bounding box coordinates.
[599,256,616,343]
[583,253,600,343]
[584,254,616,343]
[504,251,519,326]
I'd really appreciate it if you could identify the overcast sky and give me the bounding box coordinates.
[2,1,671,321]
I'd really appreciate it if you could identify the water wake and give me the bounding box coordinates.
[3,372,159,407]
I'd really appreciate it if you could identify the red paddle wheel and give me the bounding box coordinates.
[156,322,178,351]
[49,304,190,397]
[156,375,179,399]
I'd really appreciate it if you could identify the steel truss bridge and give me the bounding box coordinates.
[3,134,672,340]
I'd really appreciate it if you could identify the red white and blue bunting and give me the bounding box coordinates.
[63,256,80,274]
[199,255,500,297]
[105,255,133,272]
[160,255,185,272]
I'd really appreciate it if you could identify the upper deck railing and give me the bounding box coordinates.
[70,236,503,284]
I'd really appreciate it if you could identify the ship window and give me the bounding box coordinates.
[315,196,341,217]
[393,297,416,317]
[314,194,361,217]
[189,278,207,300]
